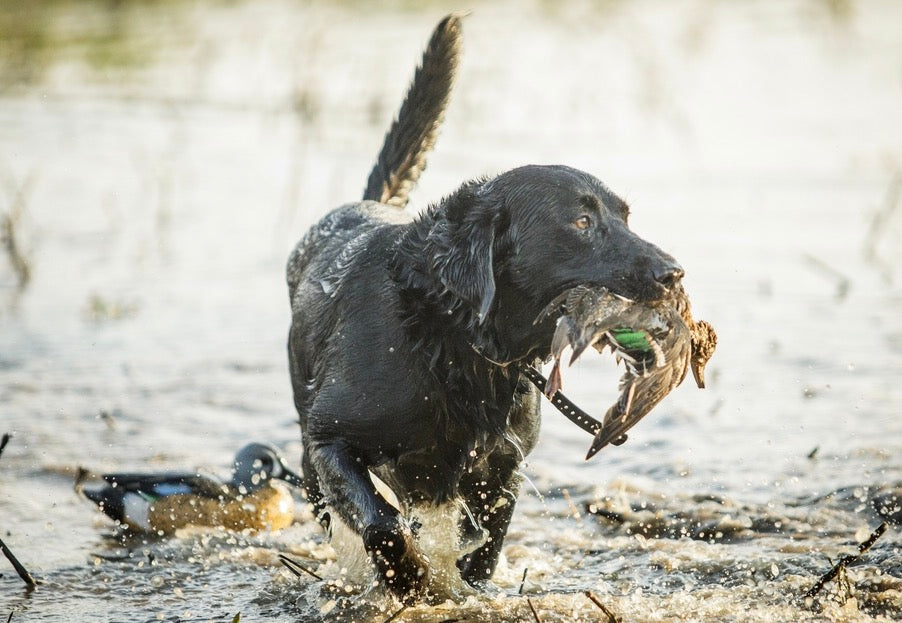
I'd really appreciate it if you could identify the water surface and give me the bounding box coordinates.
[1,1,900,621]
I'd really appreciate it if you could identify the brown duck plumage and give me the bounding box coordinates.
[539,284,717,459]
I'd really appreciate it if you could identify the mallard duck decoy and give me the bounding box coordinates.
[79,443,303,534]
[538,284,717,459]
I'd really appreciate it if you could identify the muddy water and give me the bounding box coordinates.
[1,1,901,621]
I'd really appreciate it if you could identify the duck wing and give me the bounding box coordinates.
[586,315,691,458]
[98,472,226,500]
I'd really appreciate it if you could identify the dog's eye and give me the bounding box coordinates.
[573,215,592,230]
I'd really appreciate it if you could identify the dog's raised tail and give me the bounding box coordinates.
[363,13,464,208]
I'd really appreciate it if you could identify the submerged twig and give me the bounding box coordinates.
[382,604,407,623]
[585,591,621,623]
[526,597,542,623]
[0,433,11,461]
[806,446,819,460]
[278,553,323,581]
[0,535,37,587]
[804,522,888,600]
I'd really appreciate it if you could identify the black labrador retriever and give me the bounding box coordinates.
[286,15,683,601]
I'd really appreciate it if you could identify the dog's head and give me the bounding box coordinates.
[431,164,683,359]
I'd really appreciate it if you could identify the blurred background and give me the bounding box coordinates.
[1,1,900,621]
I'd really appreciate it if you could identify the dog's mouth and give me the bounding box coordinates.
[535,283,632,327]
[538,278,675,325]
[613,280,679,306]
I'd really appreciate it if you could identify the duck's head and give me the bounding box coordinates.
[231,443,304,493]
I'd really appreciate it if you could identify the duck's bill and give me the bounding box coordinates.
[279,462,305,488]
[691,360,706,389]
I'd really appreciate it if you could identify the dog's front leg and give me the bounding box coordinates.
[300,448,330,529]
[456,456,522,584]
[307,440,430,602]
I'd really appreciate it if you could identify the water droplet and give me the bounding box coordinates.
[319,600,337,615]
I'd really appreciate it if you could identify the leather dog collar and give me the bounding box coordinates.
[520,365,602,437]
[468,342,602,437]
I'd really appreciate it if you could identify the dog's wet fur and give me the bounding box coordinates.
[286,14,684,601]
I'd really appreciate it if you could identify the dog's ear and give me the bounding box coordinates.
[431,187,498,324]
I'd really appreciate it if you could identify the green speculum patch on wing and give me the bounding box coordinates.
[608,328,653,352]
[604,327,665,377]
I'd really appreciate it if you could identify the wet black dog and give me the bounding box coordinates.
[286,15,683,601]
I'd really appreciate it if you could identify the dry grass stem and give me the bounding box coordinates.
[0,535,37,587]
[562,488,581,518]
[278,553,323,581]
[526,597,542,623]
[863,172,901,277]
[804,522,888,600]
[382,604,408,623]
[518,567,528,595]
[801,253,850,300]
[0,172,35,288]
[0,433,10,461]
[585,591,621,623]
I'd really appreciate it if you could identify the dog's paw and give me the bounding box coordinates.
[363,519,431,603]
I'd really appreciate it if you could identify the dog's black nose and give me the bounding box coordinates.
[653,263,684,289]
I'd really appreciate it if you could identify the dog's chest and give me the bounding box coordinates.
[373,427,506,505]
[371,371,535,505]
